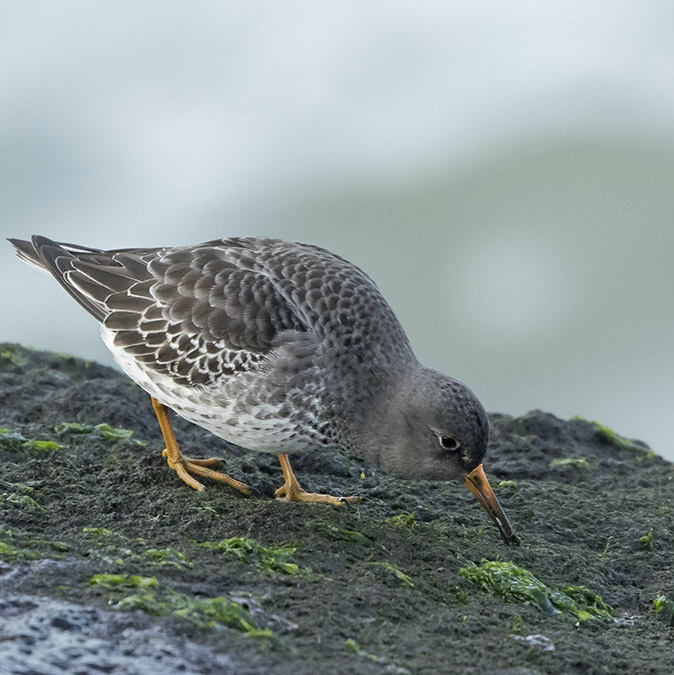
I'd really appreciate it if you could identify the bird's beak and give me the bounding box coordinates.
[464,464,520,545]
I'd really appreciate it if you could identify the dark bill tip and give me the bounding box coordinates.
[464,464,520,545]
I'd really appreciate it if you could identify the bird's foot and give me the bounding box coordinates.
[161,448,252,495]
[274,479,360,506]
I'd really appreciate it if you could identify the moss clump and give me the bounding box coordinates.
[654,595,674,626]
[550,457,589,470]
[55,422,145,445]
[458,560,614,621]
[198,536,304,575]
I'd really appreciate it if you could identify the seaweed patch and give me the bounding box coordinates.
[384,512,417,529]
[54,422,146,445]
[364,561,414,587]
[0,529,41,562]
[197,536,306,575]
[312,521,374,546]
[90,573,277,641]
[345,638,381,662]
[653,595,674,626]
[458,560,615,621]
[0,428,64,453]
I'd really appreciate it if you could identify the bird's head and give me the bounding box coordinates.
[366,366,519,544]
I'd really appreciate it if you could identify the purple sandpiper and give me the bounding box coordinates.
[10,235,518,543]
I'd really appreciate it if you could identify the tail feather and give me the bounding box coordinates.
[9,235,157,325]
[9,236,109,321]
[7,237,49,274]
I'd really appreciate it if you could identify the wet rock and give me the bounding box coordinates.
[1,343,673,674]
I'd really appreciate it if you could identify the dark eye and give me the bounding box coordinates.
[439,436,460,451]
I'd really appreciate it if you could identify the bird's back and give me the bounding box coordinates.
[9,236,415,410]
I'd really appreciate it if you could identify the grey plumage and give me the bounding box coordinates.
[9,235,489,479]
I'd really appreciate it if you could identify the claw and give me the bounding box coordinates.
[152,398,251,495]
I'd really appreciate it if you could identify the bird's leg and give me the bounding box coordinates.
[151,397,252,495]
[274,453,359,505]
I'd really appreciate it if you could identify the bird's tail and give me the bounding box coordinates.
[8,235,108,320]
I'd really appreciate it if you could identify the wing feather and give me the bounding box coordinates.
[11,236,389,389]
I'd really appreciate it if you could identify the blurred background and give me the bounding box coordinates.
[1,2,672,460]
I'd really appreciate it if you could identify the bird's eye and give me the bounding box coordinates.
[439,436,460,451]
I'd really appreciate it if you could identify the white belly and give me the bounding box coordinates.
[101,327,314,454]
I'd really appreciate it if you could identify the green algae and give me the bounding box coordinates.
[55,422,145,445]
[0,428,25,442]
[592,421,643,450]
[82,527,126,539]
[3,493,44,511]
[54,422,94,435]
[27,440,64,451]
[0,529,42,562]
[95,423,134,442]
[90,573,275,640]
[459,560,614,621]
[638,529,654,551]
[384,512,416,529]
[117,591,275,640]
[139,547,192,569]
[0,540,41,562]
[90,574,158,589]
[312,521,373,545]
[0,527,71,560]
[573,417,646,452]
[4,345,674,673]
[345,638,381,662]
[0,477,33,490]
[0,345,24,366]
[83,529,191,568]
[497,480,518,489]
[50,540,70,552]
[198,536,304,575]
[550,457,589,470]
[654,595,674,626]
[0,428,64,453]
[365,561,414,587]
[569,414,654,462]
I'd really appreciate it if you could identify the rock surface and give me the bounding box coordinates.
[1,343,672,674]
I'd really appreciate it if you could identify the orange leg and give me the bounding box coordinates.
[151,397,251,495]
[274,453,359,505]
